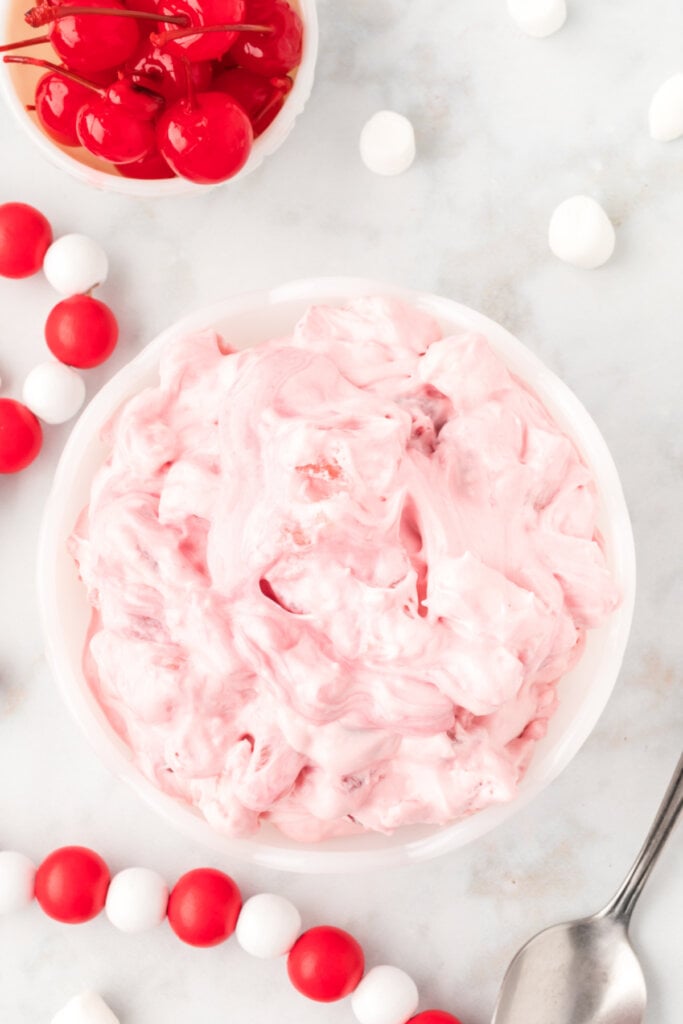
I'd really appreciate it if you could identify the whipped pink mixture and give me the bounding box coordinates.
[71,297,619,841]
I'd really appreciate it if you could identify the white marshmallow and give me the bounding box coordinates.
[548,195,615,269]
[23,361,86,425]
[507,0,567,38]
[235,893,302,958]
[351,965,420,1024]
[105,866,168,933]
[0,851,35,913]
[360,111,416,176]
[649,73,683,141]
[51,992,119,1024]
[43,234,109,296]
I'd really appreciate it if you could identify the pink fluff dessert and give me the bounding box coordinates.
[70,297,619,842]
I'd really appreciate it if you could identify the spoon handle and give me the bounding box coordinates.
[603,749,683,926]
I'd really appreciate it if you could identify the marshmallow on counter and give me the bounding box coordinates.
[359,111,416,176]
[507,0,567,38]
[649,73,683,141]
[23,361,86,425]
[548,195,616,269]
[51,992,119,1024]
[43,234,109,296]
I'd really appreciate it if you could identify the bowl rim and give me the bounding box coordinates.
[0,0,318,197]
[37,277,637,872]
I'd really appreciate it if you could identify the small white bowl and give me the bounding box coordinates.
[0,0,318,196]
[38,278,636,872]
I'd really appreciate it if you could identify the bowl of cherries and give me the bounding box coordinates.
[0,0,317,193]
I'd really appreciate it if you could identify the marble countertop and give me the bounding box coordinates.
[1,0,682,1021]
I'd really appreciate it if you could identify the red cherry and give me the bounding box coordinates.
[127,41,213,101]
[77,95,156,162]
[106,77,163,118]
[116,147,176,178]
[167,868,241,947]
[26,0,142,74]
[156,91,252,183]
[229,0,302,76]
[34,847,110,923]
[35,70,92,145]
[152,0,246,61]
[46,295,119,368]
[214,67,291,135]
[409,1014,464,1024]
[0,201,52,278]
[287,926,365,1002]
[0,399,43,473]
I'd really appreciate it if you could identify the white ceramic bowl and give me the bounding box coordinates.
[38,278,636,872]
[0,0,318,196]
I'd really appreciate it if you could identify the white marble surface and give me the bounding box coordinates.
[1,0,682,1021]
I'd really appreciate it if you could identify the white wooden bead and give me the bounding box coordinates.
[51,992,119,1024]
[351,965,420,1024]
[548,195,616,269]
[43,234,109,296]
[23,361,86,425]
[360,111,416,176]
[105,867,168,933]
[236,893,302,958]
[0,851,35,913]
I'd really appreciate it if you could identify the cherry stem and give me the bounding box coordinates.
[255,84,287,125]
[0,33,49,52]
[25,4,191,28]
[151,21,273,47]
[2,53,104,94]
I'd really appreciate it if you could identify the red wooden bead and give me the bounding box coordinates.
[409,1013,463,1024]
[35,846,110,923]
[0,399,42,473]
[287,925,365,1002]
[0,202,52,278]
[167,868,241,947]
[45,295,119,369]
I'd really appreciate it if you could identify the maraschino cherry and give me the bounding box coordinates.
[76,94,157,161]
[214,66,291,135]
[228,0,302,76]
[5,55,159,163]
[156,88,253,182]
[34,70,93,146]
[24,0,146,73]
[126,40,213,101]
[149,0,248,61]
[116,148,176,178]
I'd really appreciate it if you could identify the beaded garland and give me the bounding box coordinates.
[0,845,463,1024]
[0,201,119,475]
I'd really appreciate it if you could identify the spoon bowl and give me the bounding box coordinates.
[492,750,682,1024]
[492,916,646,1024]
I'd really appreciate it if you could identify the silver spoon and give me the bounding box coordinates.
[492,749,683,1024]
